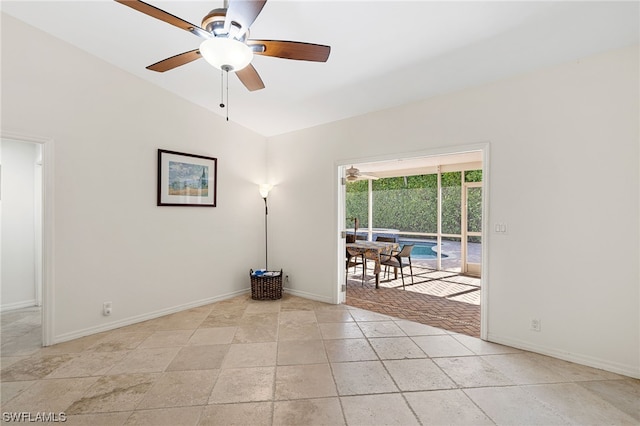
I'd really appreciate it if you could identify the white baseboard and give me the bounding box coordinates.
[51,287,336,346]
[0,299,37,313]
[487,333,640,379]
[283,287,334,304]
[51,289,249,345]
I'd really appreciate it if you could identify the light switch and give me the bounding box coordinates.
[495,223,508,233]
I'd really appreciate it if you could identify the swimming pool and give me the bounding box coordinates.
[399,240,447,259]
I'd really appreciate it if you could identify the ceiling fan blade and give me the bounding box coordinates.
[235,63,265,91]
[224,0,267,38]
[248,40,331,62]
[115,0,210,39]
[146,49,202,72]
[346,166,378,181]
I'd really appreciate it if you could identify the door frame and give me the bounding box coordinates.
[2,130,55,346]
[336,142,490,340]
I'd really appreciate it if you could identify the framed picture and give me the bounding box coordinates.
[157,149,217,207]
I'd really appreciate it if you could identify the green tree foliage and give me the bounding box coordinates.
[465,170,483,182]
[371,175,438,233]
[345,170,482,236]
[441,172,461,234]
[467,187,482,233]
[345,180,369,228]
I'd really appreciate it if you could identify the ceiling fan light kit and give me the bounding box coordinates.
[199,38,253,71]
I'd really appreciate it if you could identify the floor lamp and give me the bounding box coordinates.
[259,184,273,270]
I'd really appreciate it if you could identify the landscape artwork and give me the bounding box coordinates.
[157,149,217,207]
[168,161,209,197]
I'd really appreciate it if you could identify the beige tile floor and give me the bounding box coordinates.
[1,295,639,425]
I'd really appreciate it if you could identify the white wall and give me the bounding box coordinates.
[267,45,640,377]
[1,14,268,341]
[1,139,38,310]
[2,12,638,378]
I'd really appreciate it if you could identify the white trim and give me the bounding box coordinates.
[480,144,490,340]
[34,158,43,307]
[0,299,37,312]
[1,130,55,346]
[487,333,640,379]
[283,287,334,304]
[335,164,347,304]
[437,166,443,271]
[52,289,249,344]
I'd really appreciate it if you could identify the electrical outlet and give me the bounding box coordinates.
[285,275,289,283]
[103,302,112,316]
[530,318,541,331]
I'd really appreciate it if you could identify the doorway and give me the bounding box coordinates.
[1,133,53,348]
[338,147,488,338]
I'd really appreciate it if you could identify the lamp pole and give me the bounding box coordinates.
[263,195,268,270]
[259,184,273,270]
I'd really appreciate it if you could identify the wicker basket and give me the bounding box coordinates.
[250,269,283,300]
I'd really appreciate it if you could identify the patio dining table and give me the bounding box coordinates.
[346,241,399,288]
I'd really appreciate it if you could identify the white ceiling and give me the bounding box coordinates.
[2,1,638,137]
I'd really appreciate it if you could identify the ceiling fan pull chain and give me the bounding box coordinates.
[225,68,229,122]
[218,68,230,122]
[219,68,225,109]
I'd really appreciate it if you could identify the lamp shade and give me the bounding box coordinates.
[199,38,253,71]
[259,184,273,198]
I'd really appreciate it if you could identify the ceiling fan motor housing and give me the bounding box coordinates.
[346,166,361,177]
[202,8,246,41]
[202,9,226,34]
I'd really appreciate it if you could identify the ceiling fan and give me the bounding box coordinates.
[346,166,379,182]
[115,0,331,91]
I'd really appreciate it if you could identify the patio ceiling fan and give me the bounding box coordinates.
[114,0,331,91]
[346,166,379,182]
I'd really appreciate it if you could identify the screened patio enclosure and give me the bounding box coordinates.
[345,155,483,276]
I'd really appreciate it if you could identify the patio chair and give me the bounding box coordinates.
[346,247,366,286]
[380,244,414,289]
[346,234,356,243]
[355,234,367,240]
